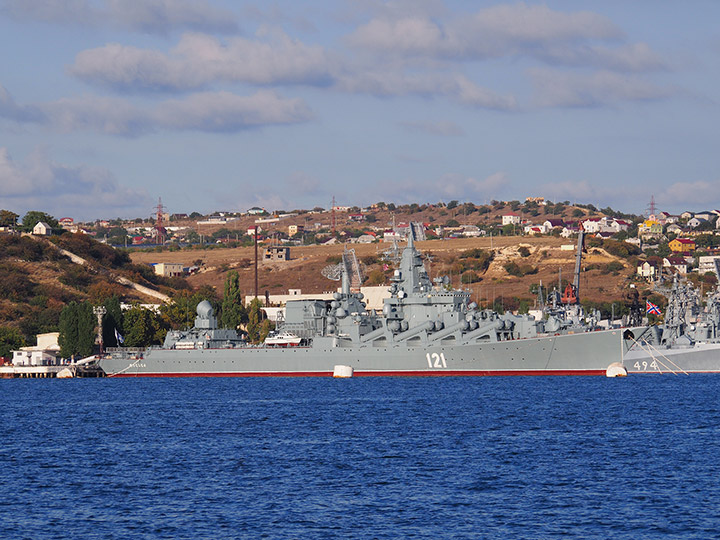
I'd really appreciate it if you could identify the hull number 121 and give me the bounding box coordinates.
[426,352,447,368]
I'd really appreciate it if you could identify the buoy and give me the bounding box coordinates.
[57,367,75,379]
[333,365,354,378]
[606,362,627,378]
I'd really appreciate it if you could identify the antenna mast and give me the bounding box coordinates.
[153,197,166,244]
[331,196,336,235]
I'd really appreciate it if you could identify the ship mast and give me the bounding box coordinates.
[562,228,584,305]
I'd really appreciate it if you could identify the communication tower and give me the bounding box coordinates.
[647,195,658,221]
[153,197,166,244]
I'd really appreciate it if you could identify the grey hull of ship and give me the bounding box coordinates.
[624,342,720,374]
[98,329,625,377]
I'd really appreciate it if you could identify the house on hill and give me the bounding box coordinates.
[265,246,290,261]
[152,262,185,277]
[663,257,688,274]
[502,213,521,225]
[669,238,696,252]
[637,261,658,281]
[542,219,565,231]
[32,222,52,236]
[687,217,709,229]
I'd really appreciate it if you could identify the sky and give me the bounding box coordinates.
[1,0,720,221]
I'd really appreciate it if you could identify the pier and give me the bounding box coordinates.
[0,365,105,379]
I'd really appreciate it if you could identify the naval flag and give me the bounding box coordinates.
[646,300,661,316]
[114,328,124,345]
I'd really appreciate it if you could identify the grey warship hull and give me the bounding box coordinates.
[98,329,628,377]
[624,341,720,374]
[622,280,720,374]
[98,235,634,378]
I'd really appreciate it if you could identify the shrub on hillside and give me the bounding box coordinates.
[461,271,482,284]
[504,261,538,277]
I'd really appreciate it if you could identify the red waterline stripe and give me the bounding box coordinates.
[111,369,606,378]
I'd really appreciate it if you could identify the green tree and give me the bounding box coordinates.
[102,296,124,347]
[221,270,247,329]
[0,210,19,228]
[58,301,95,359]
[21,211,59,231]
[259,319,274,343]
[160,287,218,330]
[0,326,25,358]
[246,298,265,344]
[123,306,162,347]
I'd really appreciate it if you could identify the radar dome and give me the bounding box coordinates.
[196,300,214,319]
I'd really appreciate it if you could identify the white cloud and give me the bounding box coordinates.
[348,3,666,73]
[0,147,152,220]
[155,90,313,132]
[42,95,153,135]
[535,43,667,73]
[657,181,720,208]
[106,0,238,34]
[0,84,45,123]
[70,31,335,91]
[2,85,313,136]
[0,0,238,34]
[335,71,516,110]
[399,120,465,136]
[530,69,675,108]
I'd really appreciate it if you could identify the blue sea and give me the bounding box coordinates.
[2,376,719,539]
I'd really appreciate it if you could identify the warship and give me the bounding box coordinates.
[624,279,720,374]
[97,235,636,377]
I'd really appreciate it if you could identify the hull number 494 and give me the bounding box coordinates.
[426,352,447,368]
[633,360,658,371]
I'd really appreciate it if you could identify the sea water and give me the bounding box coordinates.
[1,376,719,539]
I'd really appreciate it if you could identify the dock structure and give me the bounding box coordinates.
[0,364,105,379]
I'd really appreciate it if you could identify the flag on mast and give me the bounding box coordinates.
[646,300,661,315]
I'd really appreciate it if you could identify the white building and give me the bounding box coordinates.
[688,217,708,229]
[32,221,52,235]
[663,257,688,275]
[637,261,657,280]
[502,214,521,225]
[582,217,629,235]
[12,333,61,366]
[256,286,391,313]
[698,256,720,276]
[153,262,185,276]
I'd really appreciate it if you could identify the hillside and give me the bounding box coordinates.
[0,233,189,343]
[170,200,636,241]
[129,235,643,315]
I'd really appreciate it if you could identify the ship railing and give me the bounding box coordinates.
[106,347,145,353]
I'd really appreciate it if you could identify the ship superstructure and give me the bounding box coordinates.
[625,278,720,373]
[98,236,634,377]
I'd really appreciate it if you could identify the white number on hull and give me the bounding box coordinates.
[633,360,659,371]
[426,352,447,368]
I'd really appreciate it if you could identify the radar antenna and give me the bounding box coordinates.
[321,248,365,292]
